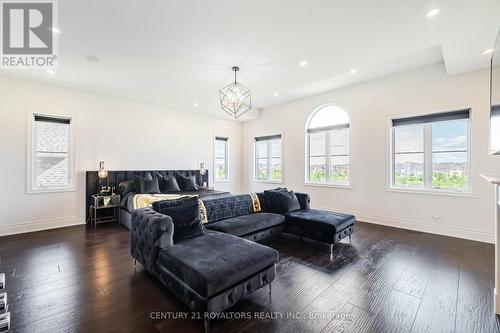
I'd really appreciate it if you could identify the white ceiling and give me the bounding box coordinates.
[2,0,499,120]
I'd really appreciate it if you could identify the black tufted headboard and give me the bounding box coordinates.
[85,169,209,222]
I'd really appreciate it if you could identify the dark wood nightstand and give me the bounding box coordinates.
[89,194,121,229]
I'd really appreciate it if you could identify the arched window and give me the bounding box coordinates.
[306,105,350,185]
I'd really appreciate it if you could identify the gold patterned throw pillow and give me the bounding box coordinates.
[250,192,261,213]
[198,199,208,224]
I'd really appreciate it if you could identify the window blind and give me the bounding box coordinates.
[392,109,470,127]
[255,134,281,142]
[307,123,349,134]
[34,114,71,124]
[491,105,500,117]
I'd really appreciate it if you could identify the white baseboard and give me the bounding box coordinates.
[0,210,494,244]
[0,215,85,237]
[317,207,494,244]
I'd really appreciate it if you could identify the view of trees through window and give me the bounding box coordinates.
[393,124,424,187]
[393,117,469,191]
[307,106,350,185]
[491,106,500,153]
[431,120,468,189]
[255,136,282,181]
[214,137,228,180]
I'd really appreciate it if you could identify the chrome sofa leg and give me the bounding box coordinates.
[204,319,210,333]
[269,282,272,294]
[330,244,334,254]
[349,234,352,243]
[133,259,137,267]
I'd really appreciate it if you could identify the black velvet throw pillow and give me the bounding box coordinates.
[259,187,288,212]
[177,174,199,191]
[267,190,301,214]
[156,173,181,193]
[152,197,204,242]
[264,187,288,195]
[133,172,160,194]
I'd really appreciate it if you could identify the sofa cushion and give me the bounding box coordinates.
[266,190,301,213]
[201,194,255,224]
[284,209,355,234]
[157,231,278,298]
[152,197,204,242]
[205,212,285,237]
[264,187,287,194]
[294,192,311,210]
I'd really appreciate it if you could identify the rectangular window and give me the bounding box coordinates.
[214,136,229,181]
[491,105,500,153]
[391,109,470,192]
[307,125,350,185]
[255,134,282,182]
[29,113,74,193]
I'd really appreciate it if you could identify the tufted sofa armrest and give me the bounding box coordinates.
[131,207,174,276]
[295,193,310,210]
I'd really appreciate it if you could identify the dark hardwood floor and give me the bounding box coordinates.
[0,222,498,333]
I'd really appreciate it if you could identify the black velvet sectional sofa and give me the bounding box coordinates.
[130,188,355,332]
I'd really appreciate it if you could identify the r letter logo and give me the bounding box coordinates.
[1,0,57,69]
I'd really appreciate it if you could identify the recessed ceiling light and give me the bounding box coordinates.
[299,60,308,67]
[273,92,280,97]
[84,54,99,62]
[482,48,494,55]
[350,68,358,74]
[46,69,55,74]
[193,103,199,107]
[426,8,440,18]
[50,27,61,34]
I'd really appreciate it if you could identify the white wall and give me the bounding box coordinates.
[2,63,499,242]
[0,76,243,236]
[242,64,500,243]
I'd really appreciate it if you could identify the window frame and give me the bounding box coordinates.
[389,109,472,195]
[304,104,352,188]
[213,136,230,182]
[27,111,76,194]
[490,105,500,154]
[253,134,283,184]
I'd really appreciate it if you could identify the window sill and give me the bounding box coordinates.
[304,182,352,189]
[490,149,500,155]
[213,179,230,183]
[28,187,76,194]
[387,187,477,198]
[253,179,284,185]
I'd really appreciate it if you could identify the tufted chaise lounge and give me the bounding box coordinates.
[131,207,278,333]
[256,191,356,253]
